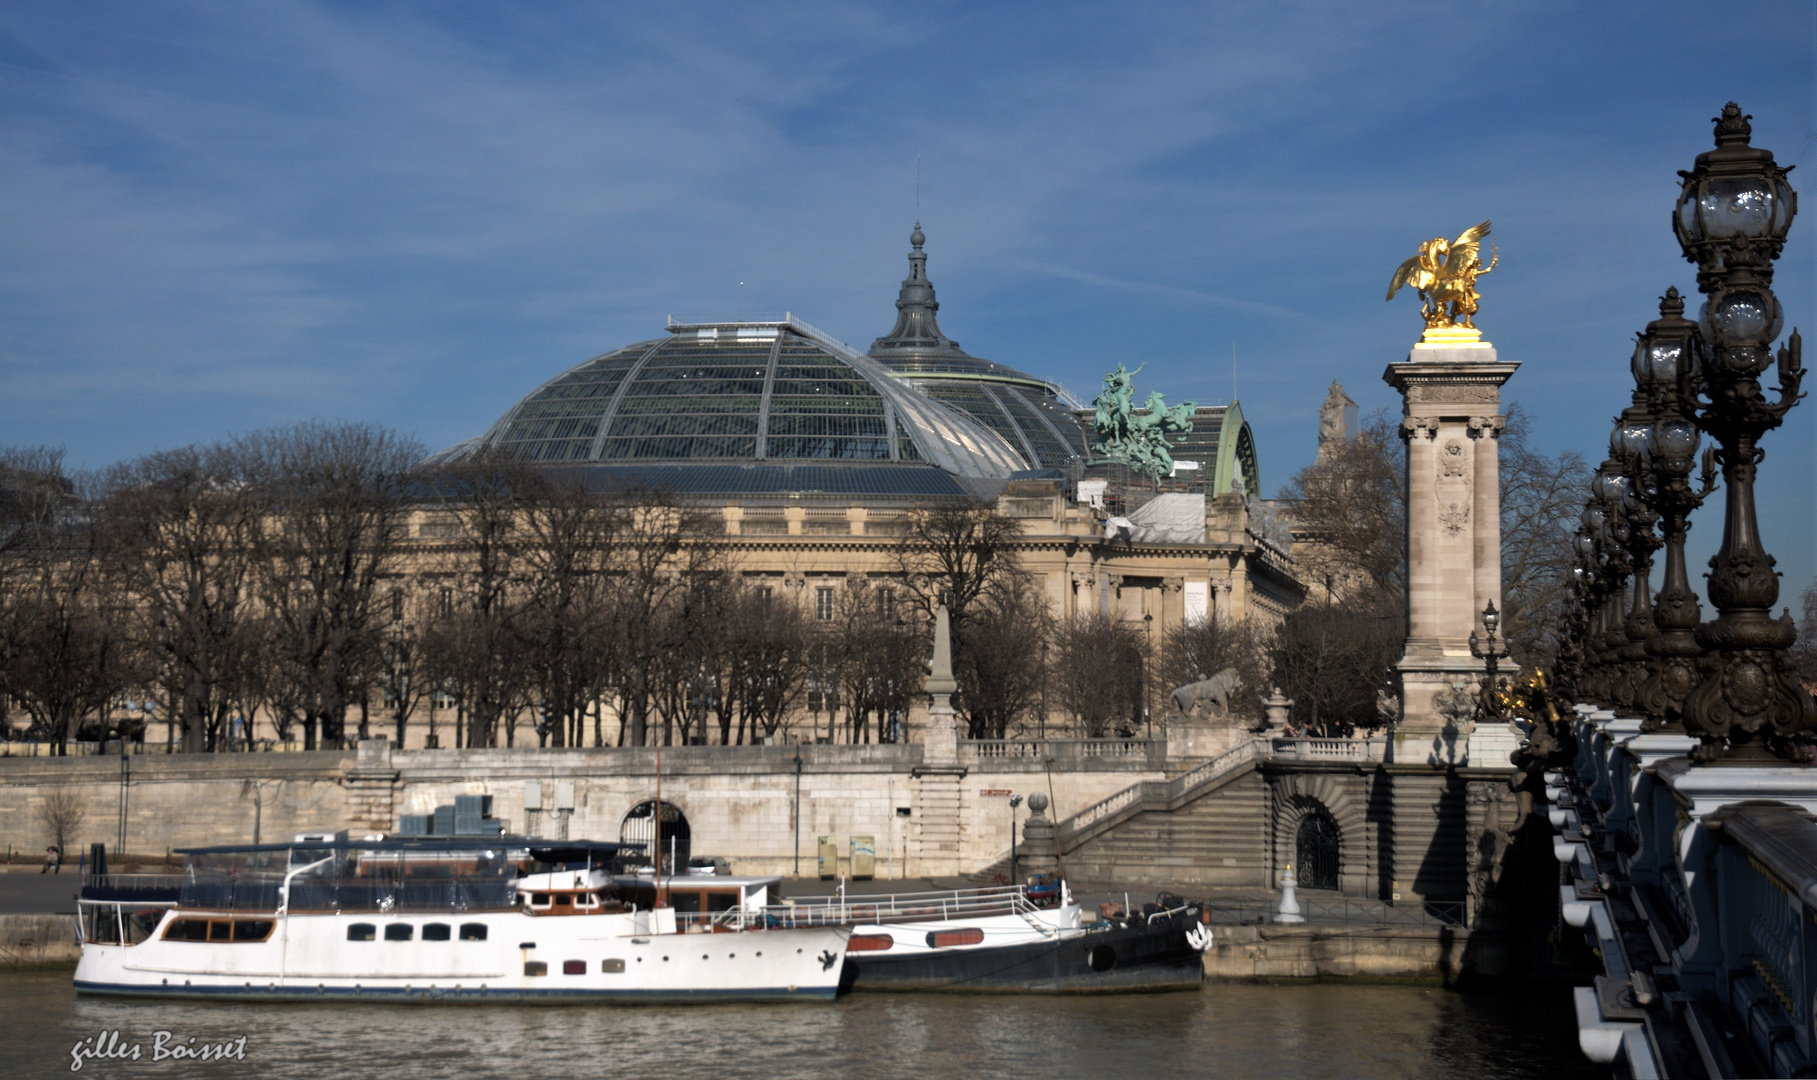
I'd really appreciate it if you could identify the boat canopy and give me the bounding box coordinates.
[171,837,644,914]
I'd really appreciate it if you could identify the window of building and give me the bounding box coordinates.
[878,588,895,619]
[816,586,835,621]
[437,587,454,618]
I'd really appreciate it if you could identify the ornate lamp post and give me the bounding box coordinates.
[1469,600,1511,717]
[1631,289,1719,729]
[1671,104,1812,761]
[1609,406,1662,712]
[1581,468,1632,706]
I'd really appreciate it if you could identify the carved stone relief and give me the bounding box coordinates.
[1437,440,1471,535]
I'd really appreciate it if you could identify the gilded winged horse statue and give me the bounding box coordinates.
[1386,221,1497,330]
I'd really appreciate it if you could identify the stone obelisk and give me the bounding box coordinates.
[1384,321,1517,757]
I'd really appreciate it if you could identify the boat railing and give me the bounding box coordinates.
[668,884,1047,932]
[772,885,1044,928]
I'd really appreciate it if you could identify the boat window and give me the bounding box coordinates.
[384,924,413,941]
[524,961,548,977]
[348,924,377,942]
[208,921,232,942]
[847,934,894,952]
[231,920,274,943]
[162,919,210,942]
[563,960,586,975]
[529,893,549,907]
[670,892,702,914]
[459,923,488,941]
[927,929,985,948]
[422,924,451,941]
[553,894,571,908]
[601,958,626,973]
[706,893,737,913]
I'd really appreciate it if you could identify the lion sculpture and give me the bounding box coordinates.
[1170,667,1241,718]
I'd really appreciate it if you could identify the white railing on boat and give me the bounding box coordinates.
[673,884,1049,932]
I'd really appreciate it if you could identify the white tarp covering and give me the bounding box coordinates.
[1123,493,1206,544]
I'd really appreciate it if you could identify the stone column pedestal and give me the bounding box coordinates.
[1383,344,1519,746]
[1019,792,1057,877]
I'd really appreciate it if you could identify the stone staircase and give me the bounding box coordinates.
[968,740,1269,886]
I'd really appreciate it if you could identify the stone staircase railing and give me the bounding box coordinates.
[1055,739,1268,852]
[965,740,1267,885]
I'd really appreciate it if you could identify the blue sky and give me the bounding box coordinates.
[1,2,1813,595]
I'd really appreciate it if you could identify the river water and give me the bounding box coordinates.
[0,971,1601,1079]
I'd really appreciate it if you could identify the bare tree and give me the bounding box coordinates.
[605,493,721,746]
[242,422,423,749]
[1497,405,1591,667]
[421,447,538,749]
[954,572,1051,739]
[1278,410,1407,601]
[1050,617,1146,738]
[1269,596,1402,736]
[516,473,618,748]
[824,580,924,744]
[103,444,261,753]
[0,453,133,752]
[36,785,87,855]
[894,502,1025,632]
[731,589,810,742]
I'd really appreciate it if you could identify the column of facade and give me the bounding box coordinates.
[1469,415,1506,632]
[1402,417,1439,646]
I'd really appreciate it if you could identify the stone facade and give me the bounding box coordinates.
[0,736,1161,879]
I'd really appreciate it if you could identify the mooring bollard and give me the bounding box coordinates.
[1275,863,1305,924]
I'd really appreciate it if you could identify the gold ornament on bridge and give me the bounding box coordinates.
[1387,221,1498,345]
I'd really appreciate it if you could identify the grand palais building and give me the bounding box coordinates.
[393,226,1305,747]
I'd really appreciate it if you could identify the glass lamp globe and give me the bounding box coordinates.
[1674,104,1798,261]
[1650,419,1699,459]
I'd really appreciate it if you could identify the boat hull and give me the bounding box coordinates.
[73,909,847,1005]
[72,980,837,1004]
[844,912,1205,994]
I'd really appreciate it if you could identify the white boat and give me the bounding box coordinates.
[621,875,1213,993]
[73,836,848,1003]
[814,883,1211,993]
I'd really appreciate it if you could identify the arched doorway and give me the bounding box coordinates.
[1295,811,1340,891]
[621,800,690,872]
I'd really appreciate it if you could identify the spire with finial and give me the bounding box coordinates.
[926,601,957,707]
[870,222,961,355]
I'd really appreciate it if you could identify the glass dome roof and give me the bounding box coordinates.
[867,225,1089,469]
[441,315,1030,490]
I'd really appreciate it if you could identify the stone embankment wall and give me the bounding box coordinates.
[1202,924,1504,981]
[0,738,1162,880]
[0,914,80,968]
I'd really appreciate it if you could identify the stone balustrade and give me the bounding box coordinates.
[1550,706,1817,1077]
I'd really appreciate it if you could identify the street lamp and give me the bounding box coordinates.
[1608,406,1662,713]
[1008,794,1024,885]
[1671,104,1813,762]
[1631,289,1718,729]
[1142,613,1154,740]
[1469,601,1511,717]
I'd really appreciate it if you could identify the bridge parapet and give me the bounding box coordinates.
[1553,708,1817,1077]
